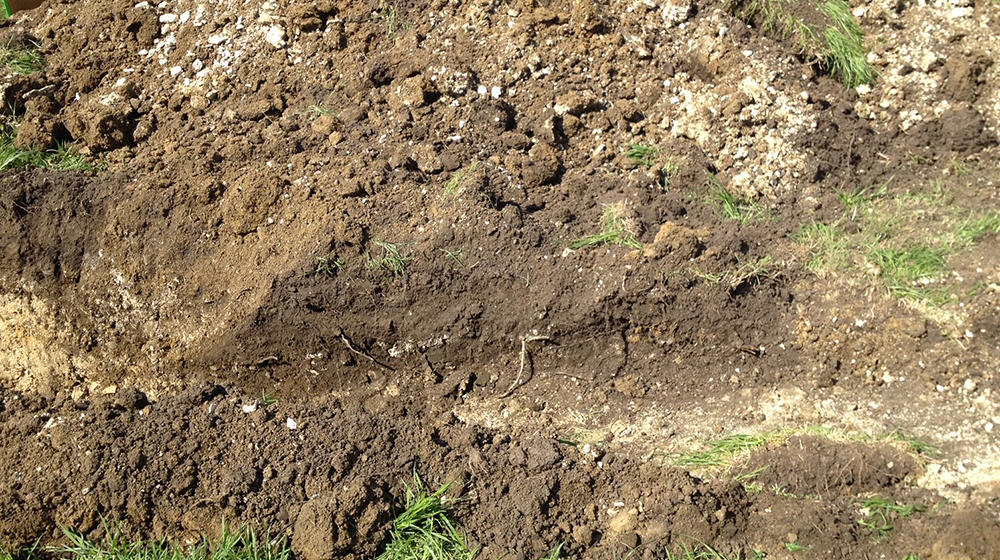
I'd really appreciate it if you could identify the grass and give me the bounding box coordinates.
[626,144,659,170]
[439,248,468,269]
[784,542,809,552]
[731,0,874,87]
[671,432,790,468]
[952,210,1000,244]
[672,426,938,471]
[372,4,410,38]
[0,38,43,75]
[366,241,412,275]
[313,254,346,276]
[709,187,769,225]
[305,106,339,118]
[377,475,476,560]
[0,128,95,171]
[569,202,642,250]
[444,162,480,199]
[664,540,765,560]
[692,255,778,291]
[52,520,288,560]
[856,496,926,542]
[866,245,948,302]
[795,173,1000,306]
[625,144,682,190]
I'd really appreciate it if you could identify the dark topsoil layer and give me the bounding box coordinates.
[1,0,1000,557]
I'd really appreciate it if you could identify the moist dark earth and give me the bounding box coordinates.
[1,0,1000,558]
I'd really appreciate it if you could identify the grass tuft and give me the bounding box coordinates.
[0,38,43,75]
[732,0,874,87]
[818,0,874,87]
[569,202,642,250]
[866,245,948,302]
[709,187,769,225]
[625,144,659,170]
[313,254,346,276]
[366,241,412,275]
[0,128,95,171]
[54,519,288,560]
[856,496,926,542]
[377,474,476,560]
[444,161,480,199]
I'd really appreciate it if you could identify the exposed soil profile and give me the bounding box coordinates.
[1,0,1000,557]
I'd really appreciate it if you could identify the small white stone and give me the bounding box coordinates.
[241,403,258,413]
[159,13,178,23]
[265,25,287,48]
[192,59,203,71]
[286,417,298,430]
[208,34,226,45]
[490,86,502,98]
[985,423,993,433]
[170,66,183,76]
[179,10,190,23]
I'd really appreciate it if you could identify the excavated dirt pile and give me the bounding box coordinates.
[1,0,1000,557]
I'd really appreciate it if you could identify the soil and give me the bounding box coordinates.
[1,0,1000,557]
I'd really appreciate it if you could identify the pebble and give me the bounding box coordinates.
[265,25,287,49]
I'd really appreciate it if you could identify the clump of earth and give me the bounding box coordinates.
[1,0,1000,557]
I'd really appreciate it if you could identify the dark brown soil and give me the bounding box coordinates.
[2,0,1000,557]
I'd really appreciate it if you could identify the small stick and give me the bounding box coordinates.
[499,335,553,397]
[340,330,395,371]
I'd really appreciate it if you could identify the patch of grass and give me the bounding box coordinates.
[569,202,642,250]
[818,0,874,87]
[709,187,769,225]
[439,247,468,270]
[731,0,874,87]
[693,255,779,291]
[306,105,338,116]
[260,390,278,406]
[536,544,566,560]
[672,426,933,472]
[372,4,410,38]
[626,144,659,170]
[671,432,785,468]
[952,211,1000,244]
[856,497,926,542]
[794,222,851,272]
[0,541,40,560]
[366,241,412,275]
[784,542,809,552]
[837,177,891,217]
[0,128,95,171]
[377,474,476,560]
[880,429,941,460]
[444,161,480,199]
[795,172,1000,306]
[54,520,288,560]
[664,540,761,560]
[625,143,682,190]
[866,245,948,302]
[313,254,346,276]
[0,38,43,75]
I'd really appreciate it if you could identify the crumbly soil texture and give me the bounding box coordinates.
[2,0,1000,557]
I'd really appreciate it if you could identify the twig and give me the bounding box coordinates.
[339,329,395,371]
[499,335,553,397]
